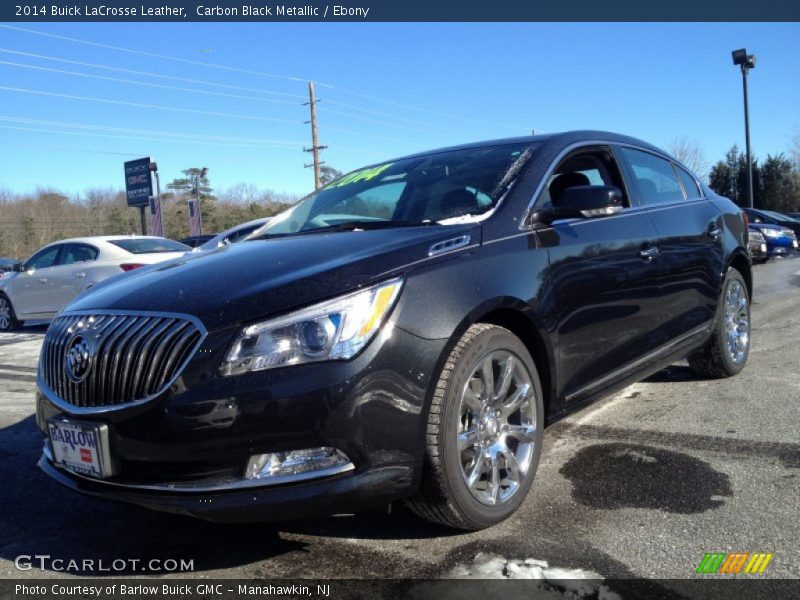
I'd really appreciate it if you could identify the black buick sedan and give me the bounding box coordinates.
[36,131,751,530]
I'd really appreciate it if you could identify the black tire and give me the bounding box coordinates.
[688,268,750,378]
[406,324,544,530]
[0,293,20,332]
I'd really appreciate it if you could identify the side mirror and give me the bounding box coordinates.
[531,185,624,226]
[12,262,25,272]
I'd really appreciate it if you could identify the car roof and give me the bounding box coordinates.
[377,130,667,165]
[38,235,174,248]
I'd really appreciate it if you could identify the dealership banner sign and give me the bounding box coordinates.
[123,157,154,208]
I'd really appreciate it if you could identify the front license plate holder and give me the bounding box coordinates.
[47,418,115,479]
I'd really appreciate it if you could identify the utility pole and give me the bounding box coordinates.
[304,81,327,190]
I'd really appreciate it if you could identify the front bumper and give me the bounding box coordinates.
[36,325,448,522]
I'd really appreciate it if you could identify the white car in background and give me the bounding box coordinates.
[0,236,190,331]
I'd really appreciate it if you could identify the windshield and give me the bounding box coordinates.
[110,238,190,254]
[255,142,536,238]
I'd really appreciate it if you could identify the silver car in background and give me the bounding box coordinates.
[0,236,189,331]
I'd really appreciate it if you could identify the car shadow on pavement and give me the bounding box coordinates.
[643,364,702,383]
[0,416,309,576]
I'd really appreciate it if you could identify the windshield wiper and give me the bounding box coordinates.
[249,219,436,240]
[297,219,436,234]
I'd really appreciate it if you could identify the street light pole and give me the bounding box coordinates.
[732,48,756,209]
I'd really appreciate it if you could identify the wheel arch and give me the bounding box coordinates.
[461,300,556,419]
[727,250,752,299]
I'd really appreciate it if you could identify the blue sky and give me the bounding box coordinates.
[0,22,798,198]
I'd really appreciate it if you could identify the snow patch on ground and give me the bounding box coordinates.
[611,448,657,463]
[449,553,621,599]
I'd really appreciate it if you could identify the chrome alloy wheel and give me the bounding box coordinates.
[0,296,10,330]
[457,350,537,506]
[724,279,749,364]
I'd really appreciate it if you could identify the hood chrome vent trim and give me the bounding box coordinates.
[429,235,472,257]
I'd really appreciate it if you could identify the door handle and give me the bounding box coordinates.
[707,225,722,240]
[38,278,47,284]
[75,272,85,278]
[637,246,660,261]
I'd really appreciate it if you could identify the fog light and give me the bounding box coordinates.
[245,447,353,481]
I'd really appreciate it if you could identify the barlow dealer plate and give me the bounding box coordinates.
[47,419,115,478]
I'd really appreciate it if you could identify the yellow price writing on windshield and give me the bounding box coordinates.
[328,163,394,188]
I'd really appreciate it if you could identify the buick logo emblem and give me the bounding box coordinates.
[65,334,93,383]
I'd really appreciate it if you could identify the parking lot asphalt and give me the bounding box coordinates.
[0,258,798,586]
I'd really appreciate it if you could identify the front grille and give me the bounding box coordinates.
[41,312,204,409]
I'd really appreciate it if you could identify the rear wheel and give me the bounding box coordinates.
[0,294,20,332]
[406,324,544,530]
[688,268,750,378]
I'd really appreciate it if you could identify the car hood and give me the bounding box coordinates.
[68,224,480,331]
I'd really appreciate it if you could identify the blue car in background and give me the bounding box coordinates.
[749,223,798,258]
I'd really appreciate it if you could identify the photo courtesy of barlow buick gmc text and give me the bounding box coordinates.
[0,7,799,600]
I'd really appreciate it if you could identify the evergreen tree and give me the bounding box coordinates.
[760,154,800,212]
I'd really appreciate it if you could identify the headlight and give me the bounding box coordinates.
[760,228,780,238]
[221,278,403,375]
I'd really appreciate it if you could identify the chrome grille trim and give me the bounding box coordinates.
[38,310,206,414]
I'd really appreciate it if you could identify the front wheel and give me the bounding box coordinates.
[0,294,19,332]
[688,268,750,378]
[406,324,544,530]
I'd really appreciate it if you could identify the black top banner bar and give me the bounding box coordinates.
[2,0,799,22]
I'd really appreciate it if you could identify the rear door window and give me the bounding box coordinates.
[620,147,685,206]
[60,244,99,265]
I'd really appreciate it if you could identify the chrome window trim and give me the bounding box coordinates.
[37,309,207,415]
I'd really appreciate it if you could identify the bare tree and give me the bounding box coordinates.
[666,136,710,179]
[791,128,800,169]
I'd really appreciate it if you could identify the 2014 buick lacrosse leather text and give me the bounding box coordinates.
[36,131,751,529]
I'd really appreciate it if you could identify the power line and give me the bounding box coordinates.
[0,48,307,100]
[0,48,469,135]
[2,120,386,163]
[0,124,307,155]
[0,24,310,85]
[321,123,417,146]
[0,24,529,132]
[318,106,446,136]
[0,145,143,157]
[0,116,305,146]
[0,86,301,125]
[322,98,456,132]
[0,60,301,105]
